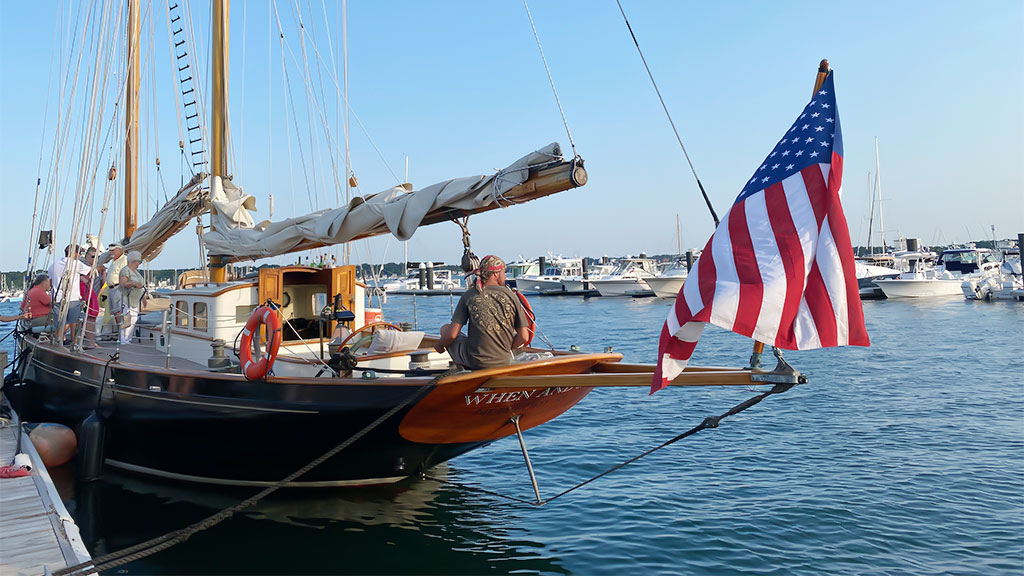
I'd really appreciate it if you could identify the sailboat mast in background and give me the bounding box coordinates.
[874,137,885,252]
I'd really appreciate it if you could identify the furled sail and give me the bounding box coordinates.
[203,143,586,261]
[99,172,208,264]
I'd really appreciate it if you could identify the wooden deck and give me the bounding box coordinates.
[0,405,91,575]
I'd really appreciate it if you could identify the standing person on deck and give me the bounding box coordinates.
[434,255,530,370]
[79,247,103,349]
[48,244,91,345]
[104,242,127,338]
[118,251,146,345]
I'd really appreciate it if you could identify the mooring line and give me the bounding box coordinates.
[53,367,462,576]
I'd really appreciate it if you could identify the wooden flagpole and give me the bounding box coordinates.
[750,59,831,369]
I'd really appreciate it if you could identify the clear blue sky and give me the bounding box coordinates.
[1,1,1021,272]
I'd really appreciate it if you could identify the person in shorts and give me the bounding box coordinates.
[434,255,530,370]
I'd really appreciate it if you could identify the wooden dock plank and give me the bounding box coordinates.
[0,406,91,575]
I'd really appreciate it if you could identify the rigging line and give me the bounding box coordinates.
[303,0,341,216]
[273,1,319,213]
[268,0,274,219]
[290,0,324,212]
[26,8,63,281]
[279,8,400,189]
[319,0,343,219]
[272,1,299,218]
[521,0,577,158]
[614,0,720,227]
[43,0,95,245]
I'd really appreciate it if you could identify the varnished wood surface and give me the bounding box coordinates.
[0,408,91,575]
[481,370,763,389]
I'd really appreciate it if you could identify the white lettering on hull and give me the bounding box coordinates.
[464,387,574,406]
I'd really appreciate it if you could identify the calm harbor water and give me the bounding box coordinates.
[1,295,1022,575]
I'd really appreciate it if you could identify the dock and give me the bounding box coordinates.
[0,403,91,576]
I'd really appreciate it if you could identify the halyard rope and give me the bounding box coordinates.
[522,0,577,158]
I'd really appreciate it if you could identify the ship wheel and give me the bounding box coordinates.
[338,321,403,353]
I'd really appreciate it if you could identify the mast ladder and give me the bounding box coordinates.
[167,3,207,171]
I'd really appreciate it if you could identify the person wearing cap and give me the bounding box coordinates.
[105,242,127,337]
[118,250,146,345]
[48,244,92,345]
[434,254,530,370]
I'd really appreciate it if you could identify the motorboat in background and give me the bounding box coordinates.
[516,256,582,294]
[645,260,690,298]
[559,261,617,295]
[875,245,1002,299]
[961,238,1023,302]
[591,256,659,297]
[504,257,540,290]
[382,266,465,295]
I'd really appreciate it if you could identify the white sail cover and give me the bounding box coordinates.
[203,143,565,259]
[98,173,208,265]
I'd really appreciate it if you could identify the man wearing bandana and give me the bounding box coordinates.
[435,255,530,369]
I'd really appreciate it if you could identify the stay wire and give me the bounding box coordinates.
[53,366,463,576]
[426,382,794,506]
[615,0,719,227]
[522,0,577,158]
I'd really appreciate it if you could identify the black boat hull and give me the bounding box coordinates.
[12,342,487,486]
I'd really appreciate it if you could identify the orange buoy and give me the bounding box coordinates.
[29,423,78,468]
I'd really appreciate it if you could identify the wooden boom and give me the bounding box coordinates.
[225,159,587,263]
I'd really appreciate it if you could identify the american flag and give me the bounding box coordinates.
[653,71,869,393]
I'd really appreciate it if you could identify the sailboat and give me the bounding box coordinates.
[8,2,848,491]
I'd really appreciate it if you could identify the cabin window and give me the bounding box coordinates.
[312,292,328,315]
[175,300,188,327]
[235,305,258,323]
[193,302,208,331]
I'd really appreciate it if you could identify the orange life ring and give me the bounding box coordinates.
[240,305,283,380]
[514,290,536,347]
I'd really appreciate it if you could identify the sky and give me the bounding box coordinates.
[0,1,1021,273]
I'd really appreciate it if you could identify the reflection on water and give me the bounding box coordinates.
[58,464,567,575]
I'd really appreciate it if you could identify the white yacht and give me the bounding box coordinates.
[962,240,1023,301]
[875,246,1001,299]
[505,257,540,290]
[516,257,582,294]
[560,262,617,293]
[645,261,689,298]
[381,268,464,294]
[591,257,659,297]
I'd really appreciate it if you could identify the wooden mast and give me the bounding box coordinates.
[209,0,230,282]
[750,59,831,367]
[124,0,141,239]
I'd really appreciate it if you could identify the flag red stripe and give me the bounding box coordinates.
[728,199,763,337]
[764,182,804,349]
[803,165,828,231]
[695,235,718,317]
[825,152,869,346]
[801,167,839,347]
